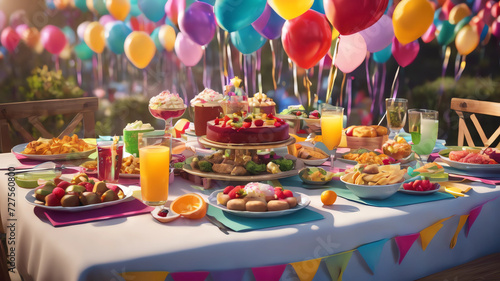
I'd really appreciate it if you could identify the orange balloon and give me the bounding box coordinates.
[393,0,435,44]
[158,25,176,52]
[84,22,105,53]
[455,25,479,55]
[124,31,156,69]
[22,27,40,48]
[54,0,70,9]
[106,0,130,21]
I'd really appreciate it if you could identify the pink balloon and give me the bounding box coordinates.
[421,24,436,43]
[492,18,500,38]
[99,15,117,27]
[391,37,419,67]
[359,15,393,53]
[1,27,20,52]
[40,25,67,55]
[335,33,367,73]
[15,24,28,36]
[174,32,203,67]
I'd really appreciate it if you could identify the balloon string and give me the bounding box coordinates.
[187,66,197,103]
[256,49,262,93]
[370,64,379,115]
[304,69,312,111]
[97,52,103,88]
[340,72,346,107]
[142,69,148,96]
[163,51,168,89]
[270,40,277,90]
[317,56,324,101]
[226,32,234,80]
[92,54,98,90]
[54,55,60,72]
[202,47,208,88]
[379,63,387,116]
[325,38,340,105]
[390,65,400,99]
[365,52,373,98]
[76,58,82,86]
[438,46,451,109]
[243,53,248,93]
[454,55,466,81]
[276,40,283,86]
[252,51,258,94]
[347,74,352,121]
[291,60,302,105]
[217,28,225,90]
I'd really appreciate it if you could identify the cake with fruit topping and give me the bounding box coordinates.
[206,112,289,144]
[249,92,276,115]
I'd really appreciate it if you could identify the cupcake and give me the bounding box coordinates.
[190,88,224,136]
[123,121,154,157]
[149,90,187,121]
[249,92,276,115]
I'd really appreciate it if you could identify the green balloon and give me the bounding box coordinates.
[93,0,109,15]
[454,16,471,35]
[74,0,88,12]
[437,21,455,46]
[74,42,94,60]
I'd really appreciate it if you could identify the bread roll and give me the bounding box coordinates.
[285,197,298,208]
[216,192,230,206]
[370,125,388,136]
[246,200,267,212]
[267,200,290,211]
[353,126,377,137]
[227,199,246,211]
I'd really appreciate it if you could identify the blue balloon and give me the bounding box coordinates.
[129,3,142,17]
[62,26,76,45]
[150,27,163,51]
[46,0,56,10]
[384,0,393,14]
[434,8,444,30]
[311,0,325,14]
[138,0,167,22]
[479,24,489,42]
[0,46,8,60]
[105,22,133,54]
[93,0,109,15]
[74,42,94,60]
[230,25,266,54]
[373,44,392,64]
[215,0,267,32]
[74,0,89,12]
[199,0,215,5]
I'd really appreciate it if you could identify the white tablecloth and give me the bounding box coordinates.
[1,152,500,281]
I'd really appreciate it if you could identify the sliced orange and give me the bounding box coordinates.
[321,190,337,206]
[170,193,207,219]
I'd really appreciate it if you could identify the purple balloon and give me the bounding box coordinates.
[99,15,117,27]
[175,32,203,66]
[392,37,419,67]
[40,25,67,55]
[359,15,393,53]
[251,4,285,40]
[179,2,216,46]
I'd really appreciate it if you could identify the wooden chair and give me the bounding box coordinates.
[450,98,500,148]
[0,97,98,153]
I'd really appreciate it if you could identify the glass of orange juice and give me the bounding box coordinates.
[139,135,171,206]
[320,106,344,171]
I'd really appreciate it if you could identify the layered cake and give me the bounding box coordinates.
[249,92,276,115]
[206,113,289,144]
[190,88,224,136]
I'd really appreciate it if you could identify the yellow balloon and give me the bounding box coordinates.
[268,0,313,20]
[54,0,70,10]
[84,22,105,53]
[455,25,479,55]
[86,0,96,13]
[106,0,130,21]
[125,31,156,69]
[158,25,176,52]
[59,43,72,59]
[393,0,434,44]
[449,3,471,25]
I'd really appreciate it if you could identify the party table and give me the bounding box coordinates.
[1,151,500,281]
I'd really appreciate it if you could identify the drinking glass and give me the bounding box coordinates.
[385,98,408,138]
[97,140,123,183]
[139,135,171,206]
[320,106,344,171]
[408,109,439,161]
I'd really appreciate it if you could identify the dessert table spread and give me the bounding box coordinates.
[1,150,500,281]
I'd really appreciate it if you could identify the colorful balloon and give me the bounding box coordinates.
[373,43,392,63]
[106,0,131,21]
[214,0,266,32]
[61,26,76,45]
[40,25,67,54]
[174,32,203,66]
[84,22,106,53]
[1,27,20,53]
[165,0,181,26]
[393,0,434,44]
[105,21,132,54]
[59,42,72,59]
[99,15,116,26]
[448,3,471,24]
[21,27,40,48]
[324,0,388,35]
[492,18,500,38]
[282,10,332,69]
[251,4,286,40]
[158,24,176,51]
[150,26,163,51]
[455,24,479,55]
[311,0,325,14]
[230,25,267,54]
[391,37,419,67]
[268,0,313,20]
[93,0,109,15]
[179,1,216,46]
[75,0,89,12]
[437,20,455,45]
[0,46,7,60]
[125,31,156,68]
[54,0,70,10]
[421,24,436,43]
[77,21,91,40]
[138,0,166,22]
[335,33,367,73]
[359,14,393,53]
[129,2,142,16]
[74,41,94,60]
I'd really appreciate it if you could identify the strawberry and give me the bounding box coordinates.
[223,115,230,122]
[412,180,422,189]
[274,122,282,127]
[52,187,66,200]
[214,117,220,125]
[241,122,251,129]
[275,188,285,199]
[56,180,71,190]
[233,117,240,123]
[228,186,246,199]
[421,180,431,191]
[78,181,94,192]
[223,185,235,194]
[254,119,264,127]
[283,190,293,198]
[267,113,275,119]
[295,111,302,116]
[275,117,285,124]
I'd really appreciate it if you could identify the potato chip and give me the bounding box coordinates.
[21,134,95,155]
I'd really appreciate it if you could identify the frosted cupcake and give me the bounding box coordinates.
[149,90,187,131]
[123,121,154,157]
[249,92,276,115]
[190,88,224,136]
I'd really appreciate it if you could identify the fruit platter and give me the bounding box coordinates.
[399,179,440,195]
[438,146,500,172]
[208,183,311,218]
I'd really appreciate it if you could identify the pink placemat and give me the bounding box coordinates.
[34,198,154,227]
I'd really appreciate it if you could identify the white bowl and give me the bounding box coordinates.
[340,177,401,200]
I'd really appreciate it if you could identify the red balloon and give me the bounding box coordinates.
[323,0,388,35]
[1,27,20,53]
[392,37,419,68]
[282,10,332,69]
[40,25,67,55]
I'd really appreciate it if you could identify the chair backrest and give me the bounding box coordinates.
[0,97,98,153]
[450,98,500,148]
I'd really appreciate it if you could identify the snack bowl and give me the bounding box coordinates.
[340,177,401,200]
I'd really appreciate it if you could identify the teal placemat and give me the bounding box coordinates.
[279,176,456,207]
[207,205,324,232]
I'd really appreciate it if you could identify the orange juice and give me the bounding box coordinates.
[139,145,170,205]
[321,115,343,150]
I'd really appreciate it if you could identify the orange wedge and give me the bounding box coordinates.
[170,193,207,219]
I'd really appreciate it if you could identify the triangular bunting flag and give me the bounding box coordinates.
[356,238,389,274]
[252,264,287,281]
[466,204,484,237]
[450,214,469,249]
[394,233,420,264]
[211,268,246,281]
[434,215,453,225]
[118,271,169,281]
[324,251,354,281]
[170,271,209,281]
[290,258,322,281]
[420,223,444,251]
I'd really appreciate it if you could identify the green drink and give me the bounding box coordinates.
[408,109,439,158]
[123,121,154,157]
